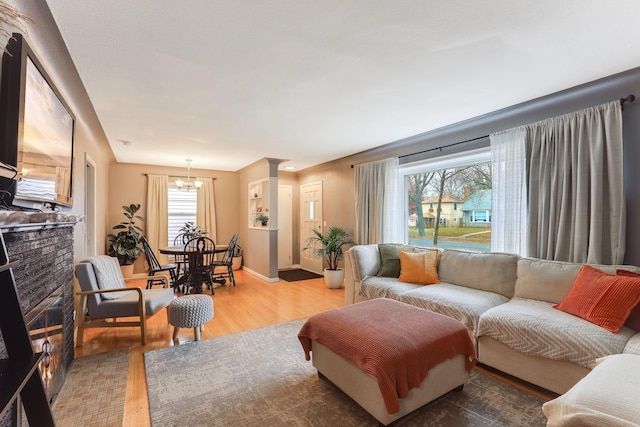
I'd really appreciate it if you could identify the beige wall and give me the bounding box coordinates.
[237,158,279,280]
[278,171,300,264]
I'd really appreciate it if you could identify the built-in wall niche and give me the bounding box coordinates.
[248,178,276,229]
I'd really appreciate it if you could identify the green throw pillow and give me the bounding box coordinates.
[377,243,414,277]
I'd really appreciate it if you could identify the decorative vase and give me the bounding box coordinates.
[120,264,134,278]
[323,269,344,289]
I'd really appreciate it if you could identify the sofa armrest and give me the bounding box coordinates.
[344,245,380,305]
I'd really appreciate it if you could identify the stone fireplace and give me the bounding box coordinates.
[0,212,77,426]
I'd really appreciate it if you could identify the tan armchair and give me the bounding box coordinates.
[74,255,175,345]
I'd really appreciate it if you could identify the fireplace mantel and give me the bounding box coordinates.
[0,211,80,232]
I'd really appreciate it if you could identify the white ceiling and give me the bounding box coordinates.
[45,1,640,172]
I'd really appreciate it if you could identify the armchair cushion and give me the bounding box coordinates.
[85,256,131,300]
[90,288,175,318]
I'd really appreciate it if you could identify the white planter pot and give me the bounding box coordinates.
[323,269,344,289]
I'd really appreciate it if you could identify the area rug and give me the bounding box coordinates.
[278,268,323,281]
[145,319,547,426]
[52,349,129,427]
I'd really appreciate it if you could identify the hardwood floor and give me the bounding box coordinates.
[74,269,555,426]
[75,269,345,426]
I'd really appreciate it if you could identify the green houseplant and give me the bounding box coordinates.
[107,204,144,267]
[255,214,269,226]
[304,226,354,288]
[179,221,207,241]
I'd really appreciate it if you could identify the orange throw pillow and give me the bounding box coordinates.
[398,250,440,285]
[617,269,640,332]
[554,265,640,332]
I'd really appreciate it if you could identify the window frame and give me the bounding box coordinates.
[399,146,492,248]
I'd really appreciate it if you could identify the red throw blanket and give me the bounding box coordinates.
[298,298,477,414]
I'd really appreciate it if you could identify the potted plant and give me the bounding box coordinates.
[232,244,243,270]
[304,226,354,288]
[179,221,207,241]
[107,204,144,277]
[255,214,269,227]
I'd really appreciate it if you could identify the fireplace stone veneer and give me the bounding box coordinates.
[0,212,77,426]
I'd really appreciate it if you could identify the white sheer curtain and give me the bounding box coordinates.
[354,157,402,244]
[526,101,625,264]
[146,175,169,264]
[382,158,403,243]
[196,178,217,242]
[490,128,527,255]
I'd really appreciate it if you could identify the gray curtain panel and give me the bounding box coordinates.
[354,158,402,245]
[526,100,625,264]
[354,160,386,244]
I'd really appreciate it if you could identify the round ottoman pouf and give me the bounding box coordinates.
[168,295,214,341]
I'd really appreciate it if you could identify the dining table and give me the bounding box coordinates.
[159,245,228,293]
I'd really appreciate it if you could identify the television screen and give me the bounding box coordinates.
[0,33,75,209]
[16,57,74,206]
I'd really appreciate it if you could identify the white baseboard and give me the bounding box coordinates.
[243,266,280,283]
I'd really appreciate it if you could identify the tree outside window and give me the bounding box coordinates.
[406,161,492,252]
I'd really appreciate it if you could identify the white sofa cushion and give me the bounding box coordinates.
[358,276,422,300]
[542,354,640,426]
[515,257,640,304]
[623,333,640,355]
[477,298,634,368]
[350,244,381,280]
[398,283,509,337]
[438,250,518,298]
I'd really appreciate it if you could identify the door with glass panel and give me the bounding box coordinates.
[300,182,323,274]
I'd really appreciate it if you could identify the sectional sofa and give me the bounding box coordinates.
[344,244,640,395]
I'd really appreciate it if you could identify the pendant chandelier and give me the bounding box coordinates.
[175,159,202,191]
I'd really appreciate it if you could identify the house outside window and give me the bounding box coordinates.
[402,148,492,252]
[461,190,492,225]
[167,183,197,246]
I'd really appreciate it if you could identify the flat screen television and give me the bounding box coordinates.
[0,33,75,210]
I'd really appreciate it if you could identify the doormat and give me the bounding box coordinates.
[278,269,323,282]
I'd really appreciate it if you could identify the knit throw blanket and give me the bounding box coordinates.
[298,298,477,414]
[85,256,133,300]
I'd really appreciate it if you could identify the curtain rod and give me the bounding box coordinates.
[621,94,636,106]
[142,173,217,180]
[350,94,636,168]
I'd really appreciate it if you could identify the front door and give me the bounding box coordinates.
[300,182,323,274]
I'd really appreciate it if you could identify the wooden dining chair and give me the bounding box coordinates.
[212,233,238,286]
[141,237,178,289]
[172,233,189,278]
[183,237,219,294]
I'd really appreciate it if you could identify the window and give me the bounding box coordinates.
[401,148,492,252]
[471,210,488,222]
[167,184,197,246]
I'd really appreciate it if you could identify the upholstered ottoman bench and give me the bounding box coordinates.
[168,295,214,341]
[298,298,477,426]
